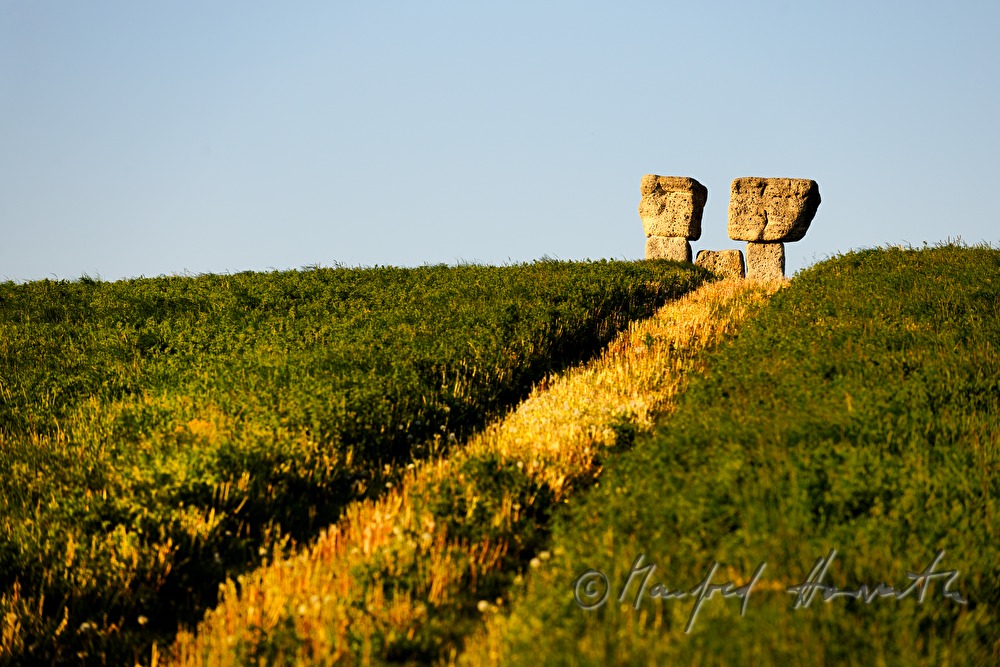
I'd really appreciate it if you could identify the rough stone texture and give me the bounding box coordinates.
[645,236,692,262]
[695,249,746,279]
[745,242,785,280]
[727,177,821,242]
[639,175,707,240]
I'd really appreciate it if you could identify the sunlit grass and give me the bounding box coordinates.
[458,244,1000,667]
[166,277,783,665]
[0,260,705,664]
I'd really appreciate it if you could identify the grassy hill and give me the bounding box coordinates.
[164,275,783,666]
[462,244,1000,666]
[3,245,997,666]
[0,260,707,665]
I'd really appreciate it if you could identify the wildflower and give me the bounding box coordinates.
[137,615,148,626]
[477,600,490,613]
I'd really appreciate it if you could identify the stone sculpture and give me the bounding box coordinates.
[728,177,820,279]
[639,175,707,262]
[639,174,820,279]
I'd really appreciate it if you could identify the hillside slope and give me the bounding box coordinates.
[0,261,706,665]
[462,245,1000,666]
[166,278,782,665]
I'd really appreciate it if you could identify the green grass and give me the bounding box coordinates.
[471,245,1000,666]
[165,276,780,666]
[0,260,708,665]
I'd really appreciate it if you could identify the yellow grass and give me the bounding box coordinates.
[165,277,783,666]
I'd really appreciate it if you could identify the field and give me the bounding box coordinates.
[165,273,783,665]
[464,244,1000,666]
[0,260,707,664]
[3,245,998,666]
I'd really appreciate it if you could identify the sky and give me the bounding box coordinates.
[2,1,998,282]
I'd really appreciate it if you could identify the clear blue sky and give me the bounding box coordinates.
[2,1,997,282]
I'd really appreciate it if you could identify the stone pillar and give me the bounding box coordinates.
[646,236,692,262]
[745,242,785,281]
[727,177,820,278]
[639,175,707,262]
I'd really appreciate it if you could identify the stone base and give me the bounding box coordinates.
[695,249,746,279]
[745,242,785,280]
[645,236,692,262]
